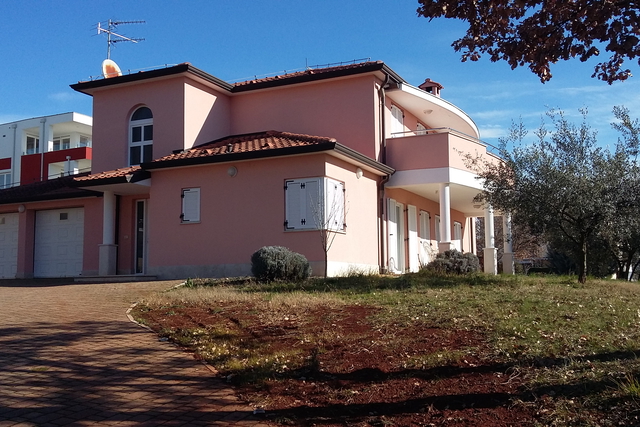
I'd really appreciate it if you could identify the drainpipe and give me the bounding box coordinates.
[377,75,391,273]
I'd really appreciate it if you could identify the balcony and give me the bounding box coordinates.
[385,128,501,216]
[20,147,92,185]
[386,128,500,173]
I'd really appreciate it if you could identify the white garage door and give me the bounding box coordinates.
[34,208,84,278]
[0,213,19,278]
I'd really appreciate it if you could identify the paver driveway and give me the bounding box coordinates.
[0,279,270,426]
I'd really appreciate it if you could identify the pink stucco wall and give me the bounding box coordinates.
[90,76,232,173]
[184,79,231,148]
[145,153,381,277]
[231,75,381,159]
[324,157,380,268]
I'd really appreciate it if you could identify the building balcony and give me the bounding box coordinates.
[385,128,500,216]
[21,147,92,185]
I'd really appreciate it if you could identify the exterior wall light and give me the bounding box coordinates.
[18,205,25,213]
[356,168,363,179]
[227,166,238,177]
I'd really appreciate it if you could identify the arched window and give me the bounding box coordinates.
[129,107,153,166]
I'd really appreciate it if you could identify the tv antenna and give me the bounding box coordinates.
[97,19,145,59]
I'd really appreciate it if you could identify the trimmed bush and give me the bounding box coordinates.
[251,246,311,282]
[424,249,480,275]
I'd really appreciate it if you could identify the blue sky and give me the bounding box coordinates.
[1,0,638,148]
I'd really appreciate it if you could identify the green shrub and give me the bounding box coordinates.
[251,246,311,282]
[423,249,480,275]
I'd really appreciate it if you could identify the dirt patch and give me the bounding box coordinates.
[136,302,535,426]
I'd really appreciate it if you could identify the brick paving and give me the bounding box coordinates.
[0,279,271,426]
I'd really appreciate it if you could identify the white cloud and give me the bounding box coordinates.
[48,91,76,102]
[478,124,508,140]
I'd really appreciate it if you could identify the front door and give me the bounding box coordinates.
[135,200,147,274]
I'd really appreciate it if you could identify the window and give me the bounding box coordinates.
[419,210,430,240]
[180,188,200,223]
[284,177,345,231]
[129,107,153,166]
[0,172,11,189]
[417,123,427,135]
[453,221,463,251]
[390,105,404,137]
[26,135,39,154]
[53,136,71,151]
[79,135,91,147]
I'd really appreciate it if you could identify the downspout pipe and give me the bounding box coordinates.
[377,74,390,273]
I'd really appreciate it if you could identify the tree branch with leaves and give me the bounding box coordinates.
[417,0,640,83]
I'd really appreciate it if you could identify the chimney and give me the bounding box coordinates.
[418,78,443,97]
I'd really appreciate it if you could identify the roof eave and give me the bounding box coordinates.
[144,143,337,170]
[232,62,405,93]
[70,63,233,95]
[71,170,151,188]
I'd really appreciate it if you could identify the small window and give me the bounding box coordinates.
[129,107,153,166]
[79,135,91,147]
[390,105,404,137]
[26,135,39,155]
[417,123,427,135]
[0,171,11,189]
[53,136,71,151]
[59,212,68,221]
[181,188,200,223]
[419,210,430,240]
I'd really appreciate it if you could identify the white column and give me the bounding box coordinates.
[502,213,515,274]
[483,206,498,274]
[99,191,117,275]
[39,118,48,182]
[438,183,455,252]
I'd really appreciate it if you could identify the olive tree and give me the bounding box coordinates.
[470,107,639,283]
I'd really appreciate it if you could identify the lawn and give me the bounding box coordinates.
[132,272,640,426]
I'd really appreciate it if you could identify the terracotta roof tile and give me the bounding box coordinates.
[154,130,337,163]
[232,61,385,89]
[74,166,142,182]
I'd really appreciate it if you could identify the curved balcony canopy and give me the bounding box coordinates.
[386,83,479,139]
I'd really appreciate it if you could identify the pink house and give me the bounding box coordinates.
[0,61,509,279]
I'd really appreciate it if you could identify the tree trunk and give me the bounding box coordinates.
[578,239,588,284]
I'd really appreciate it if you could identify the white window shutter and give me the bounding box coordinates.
[391,105,404,137]
[285,179,321,230]
[408,205,419,272]
[304,179,321,229]
[181,188,200,222]
[285,180,303,229]
[324,178,345,231]
[387,198,398,272]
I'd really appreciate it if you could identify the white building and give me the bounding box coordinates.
[0,112,92,187]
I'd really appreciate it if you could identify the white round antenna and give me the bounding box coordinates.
[102,59,122,78]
